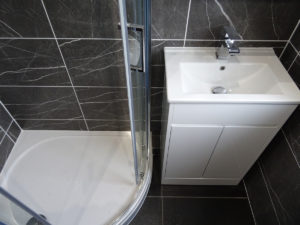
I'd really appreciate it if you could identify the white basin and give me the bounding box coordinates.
[164,47,300,103]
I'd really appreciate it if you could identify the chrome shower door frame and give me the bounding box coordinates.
[118,0,151,185]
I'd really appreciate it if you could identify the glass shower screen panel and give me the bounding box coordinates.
[0,187,50,225]
[118,0,148,184]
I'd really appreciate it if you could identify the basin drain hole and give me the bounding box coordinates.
[212,86,228,94]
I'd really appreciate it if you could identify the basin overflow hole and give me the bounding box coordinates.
[220,66,225,70]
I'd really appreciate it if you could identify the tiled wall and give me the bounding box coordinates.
[0,101,21,172]
[244,21,300,225]
[0,0,130,131]
[150,0,300,150]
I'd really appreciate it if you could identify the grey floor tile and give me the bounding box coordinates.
[148,155,162,196]
[163,198,254,225]
[130,197,162,225]
[244,163,280,225]
[162,183,246,198]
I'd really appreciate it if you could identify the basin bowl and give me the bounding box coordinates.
[180,62,282,95]
[164,47,300,104]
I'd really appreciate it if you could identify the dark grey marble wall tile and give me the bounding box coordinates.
[150,121,161,135]
[76,87,128,103]
[244,163,280,225]
[186,0,300,41]
[151,0,190,39]
[289,55,300,87]
[152,148,160,155]
[291,24,300,51]
[187,0,224,40]
[272,0,300,40]
[43,0,120,38]
[235,41,286,48]
[185,40,222,47]
[131,197,162,225]
[260,131,300,225]
[163,198,254,225]
[185,40,286,48]
[0,136,14,171]
[76,87,129,120]
[283,106,300,164]
[80,101,129,120]
[273,47,284,58]
[7,121,21,142]
[187,0,244,40]
[152,135,160,149]
[0,39,70,86]
[280,43,298,70]
[162,183,246,198]
[0,87,83,120]
[0,103,12,131]
[151,88,163,121]
[151,41,184,65]
[58,39,126,87]
[0,0,53,37]
[87,120,130,131]
[18,119,87,130]
[151,66,165,88]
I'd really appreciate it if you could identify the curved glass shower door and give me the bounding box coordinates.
[0,187,49,225]
[118,0,150,184]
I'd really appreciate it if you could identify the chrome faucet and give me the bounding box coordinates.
[216,33,240,59]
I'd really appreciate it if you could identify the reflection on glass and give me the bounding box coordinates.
[0,190,44,225]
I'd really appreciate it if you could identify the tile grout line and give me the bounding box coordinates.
[281,129,300,168]
[147,195,248,199]
[258,161,281,225]
[279,20,300,59]
[40,0,89,130]
[11,118,132,121]
[6,132,16,144]
[287,54,298,72]
[0,122,12,144]
[290,42,299,55]
[0,37,288,42]
[0,133,15,145]
[5,121,13,135]
[0,85,129,88]
[0,121,15,145]
[152,39,288,42]
[0,37,122,40]
[0,127,5,145]
[183,0,192,47]
[287,42,300,71]
[0,101,22,131]
[243,179,257,225]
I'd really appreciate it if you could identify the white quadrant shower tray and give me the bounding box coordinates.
[0,130,139,225]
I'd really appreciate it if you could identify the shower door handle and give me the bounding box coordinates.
[118,22,145,72]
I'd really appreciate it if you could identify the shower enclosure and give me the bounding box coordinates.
[0,0,151,224]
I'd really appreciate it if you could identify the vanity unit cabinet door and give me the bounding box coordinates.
[165,125,223,179]
[203,126,278,179]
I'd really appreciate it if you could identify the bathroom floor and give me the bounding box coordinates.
[131,155,255,225]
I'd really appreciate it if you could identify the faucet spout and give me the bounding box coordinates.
[216,33,240,59]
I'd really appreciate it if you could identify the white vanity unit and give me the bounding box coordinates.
[161,47,300,185]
